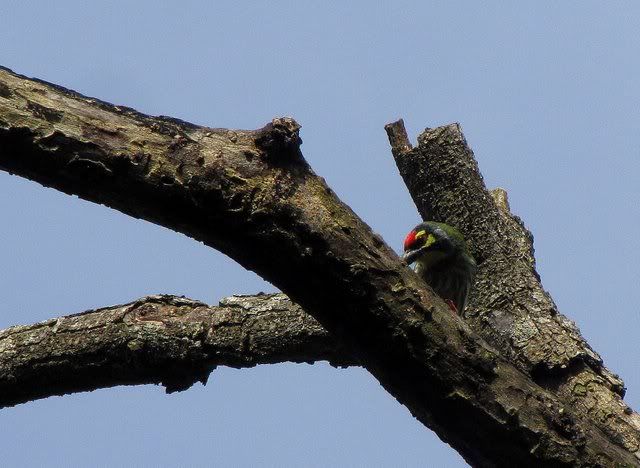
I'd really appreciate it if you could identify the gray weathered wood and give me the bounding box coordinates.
[1,66,639,466]
[0,294,352,408]
[387,119,640,457]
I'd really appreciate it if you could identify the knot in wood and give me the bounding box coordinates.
[255,117,303,163]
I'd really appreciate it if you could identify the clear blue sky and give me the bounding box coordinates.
[1,2,639,467]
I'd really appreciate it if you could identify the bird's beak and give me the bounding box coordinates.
[402,248,421,265]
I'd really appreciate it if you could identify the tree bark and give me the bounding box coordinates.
[1,66,639,467]
[0,294,353,408]
[386,120,640,455]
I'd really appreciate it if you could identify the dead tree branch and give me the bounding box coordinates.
[1,66,639,466]
[0,294,352,408]
[386,119,640,455]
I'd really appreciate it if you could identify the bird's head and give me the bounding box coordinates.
[402,221,467,268]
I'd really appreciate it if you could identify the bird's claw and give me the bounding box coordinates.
[444,299,458,315]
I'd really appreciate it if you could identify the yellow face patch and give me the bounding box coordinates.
[425,233,436,248]
[415,230,436,248]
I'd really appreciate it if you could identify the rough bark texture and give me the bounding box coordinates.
[0,294,352,408]
[1,66,639,466]
[386,119,640,456]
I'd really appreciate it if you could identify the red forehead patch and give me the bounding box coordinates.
[403,230,417,251]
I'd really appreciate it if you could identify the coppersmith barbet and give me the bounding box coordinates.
[402,221,476,315]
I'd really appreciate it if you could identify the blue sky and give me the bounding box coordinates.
[1,2,639,466]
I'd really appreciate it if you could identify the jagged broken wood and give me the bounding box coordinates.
[1,66,639,467]
[0,294,352,408]
[386,120,640,455]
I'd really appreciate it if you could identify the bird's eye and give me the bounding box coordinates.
[403,230,426,251]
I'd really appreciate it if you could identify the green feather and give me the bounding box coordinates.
[404,221,477,315]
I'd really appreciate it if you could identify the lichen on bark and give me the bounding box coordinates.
[2,66,640,466]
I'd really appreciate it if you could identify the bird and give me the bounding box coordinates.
[402,221,477,316]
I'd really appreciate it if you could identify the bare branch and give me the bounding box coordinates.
[0,294,353,408]
[2,66,639,466]
[387,119,640,456]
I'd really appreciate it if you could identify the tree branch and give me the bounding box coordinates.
[1,66,639,466]
[0,294,353,408]
[386,119,640,456]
